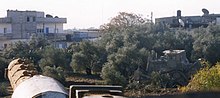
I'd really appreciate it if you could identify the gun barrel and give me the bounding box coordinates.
[7,58,68,98]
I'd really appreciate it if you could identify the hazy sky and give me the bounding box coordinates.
[1,0,220,29]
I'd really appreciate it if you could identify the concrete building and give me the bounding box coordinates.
[0,10,67,39]
[65,29,102,42]
[217,18,220,25]
[0,10,67,50]
[155,9,220,28]
[49,29,103,49]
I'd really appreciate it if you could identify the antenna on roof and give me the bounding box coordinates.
[151,12,153,24]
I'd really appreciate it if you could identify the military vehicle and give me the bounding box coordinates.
[132,50,201,87]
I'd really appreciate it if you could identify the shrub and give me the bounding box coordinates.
[101,64,127,87]
[42,66,66,84]
[0,58,8,80]
[181,62,220,92]
[0,82,8,96]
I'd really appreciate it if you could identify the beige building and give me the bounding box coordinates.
[0,10,67,50]
[65,29,102,42]
[0,10,67,39]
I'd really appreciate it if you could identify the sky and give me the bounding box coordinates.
[1,0,220,29]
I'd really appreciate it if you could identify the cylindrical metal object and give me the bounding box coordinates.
[7,58,36,90]
[7,58,68,98]
[12,75,68,98]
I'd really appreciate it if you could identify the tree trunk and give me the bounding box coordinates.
[86,68,92,75]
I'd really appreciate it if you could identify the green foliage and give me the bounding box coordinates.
[101,64,127,87]
[101,12,147,33]
[1,12,220,92]
[3,37,49,65]
[100,12,196,87]
[147,72,162,89]
[42,66,65,84]
[39,46,71,71]
[99,12,151,48]
[143,71,172,89]
[152,30,193,57]
[3,41,30,59]
[182,62,220,92]
[101,45,150,86]
[71,41,107,74]
[191,25,220,64]
[0,82,8,96]
[0,57,8,80]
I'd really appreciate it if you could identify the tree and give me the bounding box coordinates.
[42,66,65,84]
[101,45,150,85]
[204,38,220,64]
[70,41,107,74]
[28,37,50,64]
[39,46,70,71]
[181,62,220,92]
[101,63,127,86]
[0,57,8,81]
[192,25,220,64]
[101,12,146,33]
[3,37,50,65]
[38,46,71,83]
[99,12,151,49]
[3,41,30,59]
[105,33,124,54]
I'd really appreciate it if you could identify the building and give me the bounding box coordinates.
[51,29,103,49]
[0,10,67,39]
[155,9,220,28]
[0,10,67,50]
[65,29,102,42]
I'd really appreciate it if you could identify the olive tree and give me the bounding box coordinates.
[70,41,107,74]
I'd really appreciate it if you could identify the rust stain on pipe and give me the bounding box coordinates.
[7,58,38,90]
[7,58,68,98]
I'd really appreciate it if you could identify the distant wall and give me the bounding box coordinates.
[216,18,220,25]
[0,24,12,34]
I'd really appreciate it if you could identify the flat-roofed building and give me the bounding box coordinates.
[65,29,102,42]
[155,9,220,28]
[0,10,67,39]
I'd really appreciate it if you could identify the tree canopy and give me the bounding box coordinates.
[1,12,220,91]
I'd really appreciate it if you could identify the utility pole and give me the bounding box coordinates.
[151,12,153,24]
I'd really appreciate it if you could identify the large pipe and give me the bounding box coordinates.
[7,58,68,98]
[7,58,125,98]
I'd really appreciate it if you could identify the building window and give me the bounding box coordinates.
[37,29,44,33]
[27,17,30,22]
[3,28,7,33]
[59,44,63,49]
[46,27,49,33]
[37,29,40,33]
[33,17,36,22]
